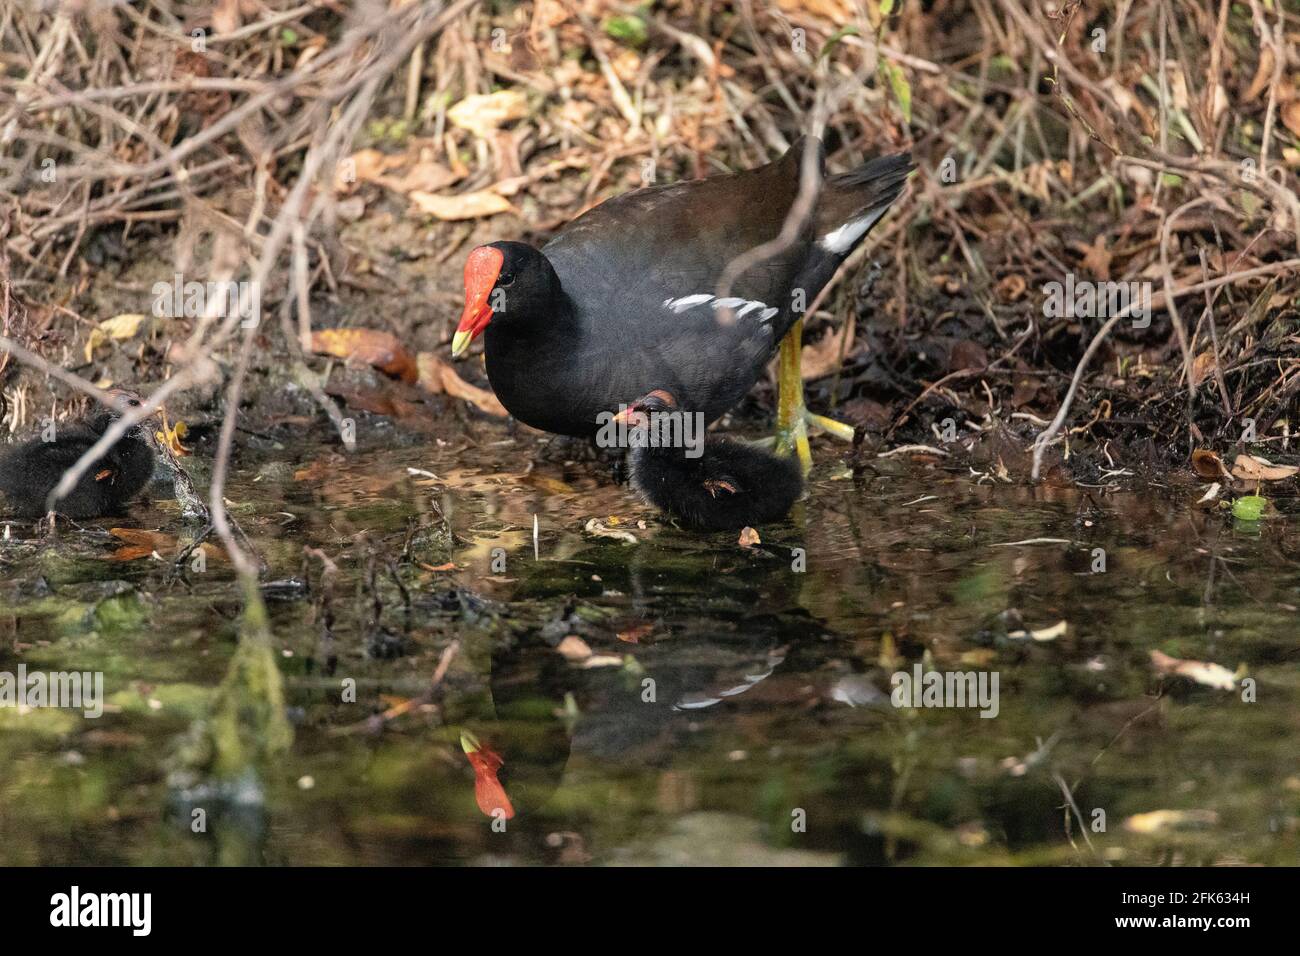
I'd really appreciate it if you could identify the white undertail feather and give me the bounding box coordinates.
[817,208,887,254]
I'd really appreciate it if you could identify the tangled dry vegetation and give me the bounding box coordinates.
[2,0,1300,528]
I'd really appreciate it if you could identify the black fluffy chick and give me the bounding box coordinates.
[0,390,154,519]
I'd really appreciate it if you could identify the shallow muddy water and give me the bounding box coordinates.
[1,415,1297,866]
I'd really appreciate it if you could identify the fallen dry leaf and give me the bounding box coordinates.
[584,518,638,543]
[107,527,226,563]
[1243,48,1275,103]
[995,274,1027,302]
[334,148,405,194]
[1282,100,1300,139]
[617,622,654,644]
[416,352,508,416]
[1230,453,1298,482]
[212,0,242,34]
[1006,620,1067,642]
[447,90,528,139]
[1150,649,1237,690]
[85,313,149,362]
[1189,350,1217,388]
[556,635,593,662]
[409,188,513,221]
[311,328,417,382]
[419,561,457,572]
[376,160,460,195]
[800,319,854,381]
[738,526,761,547]
[1122,809,1219,834]
[580,654,625,668]
[1080,235,1112,280]
[1190,449,1230,480]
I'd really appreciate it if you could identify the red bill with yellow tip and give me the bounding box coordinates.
[451,246,504,359]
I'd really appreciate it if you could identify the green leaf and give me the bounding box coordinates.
[884,61,912,123]
[819,25,861,59]
[879,0,895,15]
[1232,495,1267,521]
[603,15,647,47]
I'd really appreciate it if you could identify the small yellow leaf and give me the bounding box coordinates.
[85,314,149,362]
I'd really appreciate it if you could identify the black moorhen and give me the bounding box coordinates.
[452,136,910,525]
[621,390,802,531]
[0,389,155,520]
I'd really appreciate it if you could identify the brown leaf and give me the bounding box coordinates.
[107,528,227,563]
[376,161,461,195]
[738,526,761,548]
[948,339,989,372]
[1189,351,1217,388]
[409,189,513,221]
[419,561,458,572]
[1282,100,1300,139]
[109,527,177,551]
[334,148,405,194]
[311,328,417,382]
[1190,449,1229,480]
[108,545,157,562]
[447,90,528,139]
[212,0,242,34]
[1244,48,1275,103]
[416,352,508,416]
[616,622,654,644]
[1230,453,1299,482]
[800,319,854,381]
[1080,236,1112,281]
[995,274,1027,302]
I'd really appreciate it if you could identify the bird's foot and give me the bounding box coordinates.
[702,478,738,498]
[773,321,813,475]
[774,320,858,475]
[803,410,856,442]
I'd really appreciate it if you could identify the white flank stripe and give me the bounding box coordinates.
[663,293,777,325]
[665,293,713,313]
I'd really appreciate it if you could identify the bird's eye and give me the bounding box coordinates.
[498,272,515,288]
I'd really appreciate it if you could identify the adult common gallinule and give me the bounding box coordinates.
[0,389,155,520]
[452,136,910,523]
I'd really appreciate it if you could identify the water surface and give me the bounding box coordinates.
[1,417,1296,865]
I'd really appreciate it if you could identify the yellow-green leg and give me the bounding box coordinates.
[773,319,856,476]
